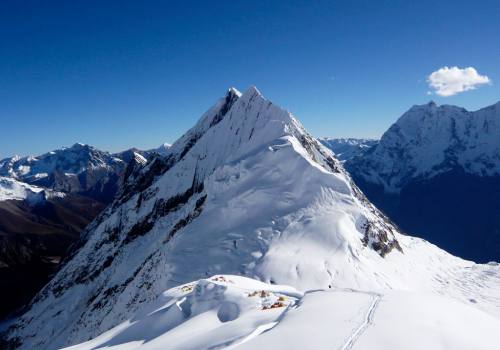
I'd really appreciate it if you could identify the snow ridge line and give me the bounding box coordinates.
[339,292,381,350]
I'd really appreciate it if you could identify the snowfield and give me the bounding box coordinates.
[4,87,500,350]
[63,274,500,350]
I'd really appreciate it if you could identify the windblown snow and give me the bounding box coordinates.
[3,87,500,350]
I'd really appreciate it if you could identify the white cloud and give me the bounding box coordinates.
[427,66,491,97]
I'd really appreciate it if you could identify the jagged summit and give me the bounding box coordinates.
[243,85,260,96]
[4,88,499,350]
[160,85,314,180]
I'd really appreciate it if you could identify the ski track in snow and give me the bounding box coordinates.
[339,292,381,350]
[232,288,382,350]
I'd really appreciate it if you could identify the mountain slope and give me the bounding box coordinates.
[346,101,500,262]
[0,193,105,319]
[0,176,107,318]
[3,88,500,349]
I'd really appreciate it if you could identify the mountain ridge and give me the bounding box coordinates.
[3,88,500,350]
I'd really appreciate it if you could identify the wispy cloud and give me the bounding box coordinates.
[427,66,491,97]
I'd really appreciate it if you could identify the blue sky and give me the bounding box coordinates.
[1,0,499,158]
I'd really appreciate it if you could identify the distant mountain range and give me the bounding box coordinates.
[0,143,125,203]
[0,142,170,319]
[340,101,500,263]
[318,137,378,161]
[3,88,499,350]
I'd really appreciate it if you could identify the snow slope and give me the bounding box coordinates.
[62,275,303,350]
[3,87,500,349]
[64,274,500,350]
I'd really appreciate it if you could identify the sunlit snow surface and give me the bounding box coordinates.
[64,272,500,350]
[6,87,500,350]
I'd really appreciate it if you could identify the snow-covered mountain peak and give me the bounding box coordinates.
[2,88,405,350]
[227,86,242,97]
[240,85,261,98]
[162,86,302,168]
[348,100,500,192]
[168,87,242,148]
[400,101,465,125]
[158,86,341,184]
[16,88,500,350]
